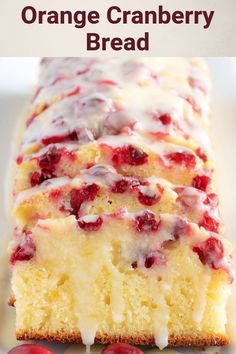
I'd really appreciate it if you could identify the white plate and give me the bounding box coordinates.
[0,58,235,354]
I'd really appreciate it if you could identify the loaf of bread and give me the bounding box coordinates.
[9,58,233,349]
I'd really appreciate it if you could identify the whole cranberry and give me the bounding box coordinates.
[102,343,144,354]
[8,344,54,354]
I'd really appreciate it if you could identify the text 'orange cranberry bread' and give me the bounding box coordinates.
[9,58,233,350]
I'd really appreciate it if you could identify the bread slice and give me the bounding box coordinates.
[14,164,220,233]
[10,213,232,349]
[14,136,211,196]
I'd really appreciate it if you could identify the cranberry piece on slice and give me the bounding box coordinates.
[172,218,190,240]
[31,147,61,186]
[158,114,172,125]
[49,189,62,202]
[134,211,160,233]
[123,145,148,166]
[111,179,129,193]
[204,193,219,207]
[70,183,100,215]
[112,145,148,166]
[138,191,160,206]
[30,171,43,187]
[42,131,78,145]
[66,85,80,97]
[131,261,138,269]
[10,233,36,265]
[144,255,157,268]
[144,251,166,269]
[16,155,23,165]
[38,146,61,170]
[129,179,148,189]
[70,189,83,215]
[8,344,54,354]
[192,175,211,192]
[196,147,208,162]
[78,216,103,231]
[199,212,219,233]
[98,80,117,86]
[102,343,144,354]
[165,152,196,169]
[193,237,224,269]
[132,250,166,269]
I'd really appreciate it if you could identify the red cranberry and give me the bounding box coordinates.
[183,96,201,113]
[134,211,160,233]
[192,175,211,192]
[30,171,43,187]
[49,189,62,202]
[78,216,103,231]
[16,155,23,165]
[165,152,196,169]
[172,218,190,240]
[132,250,166,269]
[42,131,78,145]
[145,250,166,268]
[131,261,138,269]
[138,191,160,206]
[124,145,148,165]
[199,212,219,233]
[76,68,89,76]
[158,114,172,125]
[66,85,80,97]
[42,170,56,183]
[193,237,224,269]
[196,148,208,162]
[111,179,129,193]
[10,233,36,265]
[8,344,54,354]
[38,146,61,170]
[130,179,148,189]
[70,184,99,215]
[85,162,95,170]
[98,80,117,86]
[102,343,144,354]
[144,255,157,268]
[112,145,148,166]
[62,148,77,162]
[31,147,61,186]
[204,193,219,207]
[156,183,164,194]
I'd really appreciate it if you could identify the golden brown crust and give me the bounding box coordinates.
[16,330,229,347]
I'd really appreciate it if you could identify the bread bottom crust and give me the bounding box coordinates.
[16,330,229,347]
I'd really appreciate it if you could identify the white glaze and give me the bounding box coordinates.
[20,58,211,157]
